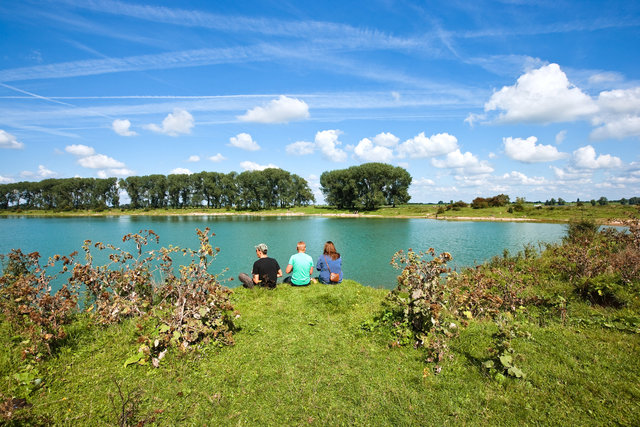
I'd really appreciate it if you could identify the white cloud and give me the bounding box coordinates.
[315,130,347,162]
[238,95,309,123]
[555,130,567,144]
[572,145,622,169]
[353,138,394,163]
[0,130,24,149]
[65,144,96,157]
[0,175,13,183]
[588,72,623,86]
[240,161,279,171]
[229,133,260,151]
[145,108,194,136]
[502,171,545,186]
[503,136,568,163]
[485,63,598,123]
[286,140,316,155]
[112,119,137,136]
[596,87,640,115]
[103,168,133,177]
[209,153,226,162]
[78,154,125,169]
[550,165,592,181]
[590,115,640,140]
[37,165,56,178]
[431,149,494,175]
[372,132,399,147]
[187,155,200,162]
[413,178,436,186]
[170,168,192,175]
[397,132,458,159]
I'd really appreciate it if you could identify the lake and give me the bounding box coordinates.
[0,215,569,289]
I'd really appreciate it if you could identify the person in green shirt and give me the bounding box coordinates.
[284,241,314,286]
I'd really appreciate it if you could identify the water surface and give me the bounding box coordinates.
[0,216,568,289]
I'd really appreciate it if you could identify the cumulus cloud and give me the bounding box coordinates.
[315,130,347,162]
[590,87,640,139]
[229,133,260,151]
[372,132,399,147]
[485,63,598,123]
[397,132,458,159]
[78,154,126,169]
[145,109,194,136]
[170,168,192,175]
[187,155,200,162]
[501,171,545,186]
[503,136,568,163]
[0,130,24,149]
[209,153,226,162]
[572,145,622,169]
[590,115,640,140]
[112,119,137,136]
[413,178,436,186]
[285,140,316,156]
[37,165,56,178]
[238,95,309,124]
[431,149,494,175]
[353,138,394,163]
[66,144,129,175]
[240,161,279,171]
[0,175,13,183]
[65,144,95,157]
[97,168,133,178]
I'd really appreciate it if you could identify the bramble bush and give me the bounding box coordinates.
[1,228,236,369]
[548,215,640,307]
[0,249,78,361]
[385,248,458,369]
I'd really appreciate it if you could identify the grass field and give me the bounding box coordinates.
[1,278,639,425]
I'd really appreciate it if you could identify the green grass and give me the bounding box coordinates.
[2,280,639,425]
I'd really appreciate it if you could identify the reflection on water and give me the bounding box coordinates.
[0,216,568,289]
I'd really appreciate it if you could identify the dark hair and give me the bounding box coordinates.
[323,241,340,261]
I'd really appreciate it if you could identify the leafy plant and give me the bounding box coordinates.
[385,249,458,369]
[483,313,527,380]
[0,249,79,360]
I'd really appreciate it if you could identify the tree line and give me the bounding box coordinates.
[0,169,315,211]
[320,163,412,210]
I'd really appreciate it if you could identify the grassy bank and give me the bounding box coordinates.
[2,281,639,425]
[2,219,640,425]
[2,203,638,224]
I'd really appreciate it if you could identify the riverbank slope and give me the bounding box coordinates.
[1,278,638,425]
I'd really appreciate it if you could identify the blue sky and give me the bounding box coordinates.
[1,0,639,203]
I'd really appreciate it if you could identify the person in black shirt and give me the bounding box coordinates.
[238,243,282,289]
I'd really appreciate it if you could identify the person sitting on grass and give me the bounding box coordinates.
[315,241,342,284]
[238,243,282,289]
[283,241,314,286]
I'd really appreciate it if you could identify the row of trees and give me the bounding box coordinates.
[320,163,412,210]
[0,169,315,211]
[0,178,119,210]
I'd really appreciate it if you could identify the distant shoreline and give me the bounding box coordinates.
[1,208,632,226]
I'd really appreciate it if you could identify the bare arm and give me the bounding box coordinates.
[277,269,283,278]
[285,264,293,274]
[252,274,260,284]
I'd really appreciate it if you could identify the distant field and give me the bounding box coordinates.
[2,203,638,224]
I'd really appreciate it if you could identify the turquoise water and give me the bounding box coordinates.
[0,216,568,289]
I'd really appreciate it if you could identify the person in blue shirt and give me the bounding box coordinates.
[315,241,343,284]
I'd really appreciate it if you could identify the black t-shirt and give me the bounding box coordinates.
[252,257,280,288]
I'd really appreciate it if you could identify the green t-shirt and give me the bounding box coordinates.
[288,252,313,285]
